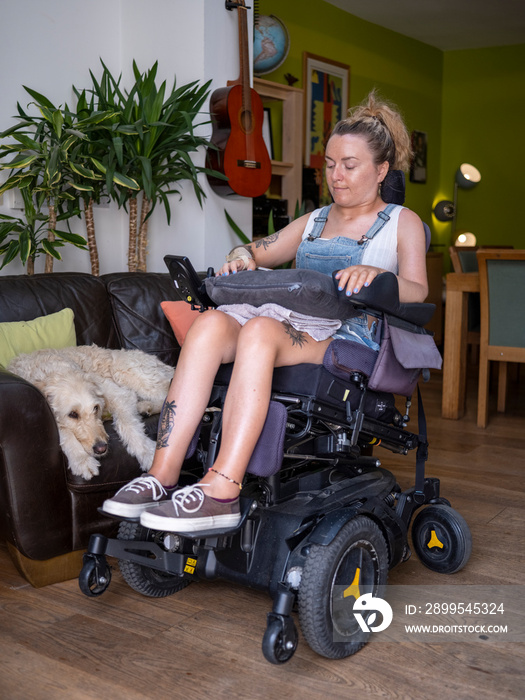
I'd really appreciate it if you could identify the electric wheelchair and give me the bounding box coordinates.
[79,254,472,665]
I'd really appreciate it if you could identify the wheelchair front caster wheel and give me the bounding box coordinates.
[412,504,472,574]
[262,616,298,664]
[79,554,112,597]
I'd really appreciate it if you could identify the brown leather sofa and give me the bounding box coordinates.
[0,271,183,586]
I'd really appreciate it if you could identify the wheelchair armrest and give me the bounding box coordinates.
[335,271,435,327]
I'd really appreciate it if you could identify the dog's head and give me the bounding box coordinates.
[34,374,109,457]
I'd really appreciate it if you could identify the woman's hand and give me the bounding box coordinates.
[216,258,257,276]
[334,265,383,296]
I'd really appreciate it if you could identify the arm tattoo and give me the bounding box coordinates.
[254,229,283,250]
[156,400,177,449]
[282,321,307,348]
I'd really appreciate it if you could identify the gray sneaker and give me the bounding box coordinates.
[140,484,240,533]
[102,475,172,518]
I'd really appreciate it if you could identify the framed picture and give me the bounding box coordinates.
[262,107,274,161]
[303,53,350,169]
[410,130,427,184]
[303,53,350,205]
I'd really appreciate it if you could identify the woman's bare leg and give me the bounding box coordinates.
[199,317,332,498]
[147,309,242,487]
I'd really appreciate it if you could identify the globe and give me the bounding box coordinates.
[253,15,290,75]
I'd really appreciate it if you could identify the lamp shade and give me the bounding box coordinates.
[433,199,455,222]
[456,163,481,190]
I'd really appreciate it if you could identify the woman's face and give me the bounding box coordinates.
[325,133,389,208]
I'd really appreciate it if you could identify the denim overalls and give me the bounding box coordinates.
[295,203,396,349]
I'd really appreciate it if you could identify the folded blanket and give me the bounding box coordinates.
[217,302,342,341]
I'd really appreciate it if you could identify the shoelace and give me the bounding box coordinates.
[170,485,209,515]
[123,476,167,500]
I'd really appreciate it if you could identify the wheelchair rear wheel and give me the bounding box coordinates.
[411,504,472,574]
[117,520,192,597]
[298,515,389,659]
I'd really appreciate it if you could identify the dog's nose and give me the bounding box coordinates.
[93,441,108,456]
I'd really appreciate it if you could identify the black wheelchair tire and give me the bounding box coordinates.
[262,619,298,665]
[411,504,472,574]
[117,520,192,598]
[298,515,389,659]
[78,555,112,597]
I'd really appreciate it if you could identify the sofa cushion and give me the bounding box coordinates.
[160,300,200,345]
[0,272,117,348]
[0,307,76,368]
[102,272,182,366]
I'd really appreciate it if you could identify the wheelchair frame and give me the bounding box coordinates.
[79,260,472,664]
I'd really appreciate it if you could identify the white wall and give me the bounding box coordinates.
[0,0,252,276]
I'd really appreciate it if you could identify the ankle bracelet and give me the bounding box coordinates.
[209,467,242,490]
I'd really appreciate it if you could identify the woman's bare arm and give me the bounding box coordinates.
[218,213,310,275]
[334,209,429,302]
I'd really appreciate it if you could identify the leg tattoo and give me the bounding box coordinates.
[282,321,307,348]
[156,400,177,449]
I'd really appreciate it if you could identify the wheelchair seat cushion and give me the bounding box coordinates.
[214,362,398,424]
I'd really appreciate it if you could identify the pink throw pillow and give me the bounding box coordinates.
[161,301,200,346]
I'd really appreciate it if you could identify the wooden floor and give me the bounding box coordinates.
[0,368,524,700]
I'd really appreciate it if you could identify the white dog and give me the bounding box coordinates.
[8,345,174,480]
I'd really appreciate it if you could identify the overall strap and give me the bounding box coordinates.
[358,203,397,246]
[307,203,397,244]
[306,205,332,241]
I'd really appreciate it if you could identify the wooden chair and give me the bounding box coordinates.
[476,249,525,428]
[449,246,478,274]
[449,246,481,357]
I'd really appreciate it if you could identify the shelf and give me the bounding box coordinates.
[254,78,304,218]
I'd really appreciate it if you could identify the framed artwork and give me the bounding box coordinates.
[410,130,427,184]
[303,53,350,204]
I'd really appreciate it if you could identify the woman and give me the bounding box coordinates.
[102,91,428,532]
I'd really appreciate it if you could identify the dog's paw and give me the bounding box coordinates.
[137,399,154,416]
[67,456,100,480]
[137,438,156,471]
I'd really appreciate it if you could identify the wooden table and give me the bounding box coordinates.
[442,272,480,418]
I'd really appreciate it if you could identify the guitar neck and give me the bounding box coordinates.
[237,3,252,109]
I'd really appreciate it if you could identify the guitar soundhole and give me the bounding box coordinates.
[239,109,253,134]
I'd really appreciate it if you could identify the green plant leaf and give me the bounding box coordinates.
[6,154,39,169]
[41,239,63,260]
[113,171,140,190]
[0,240,20,269]
[23,86,56,110]
[52,229,88,247]
[225,210,251,244]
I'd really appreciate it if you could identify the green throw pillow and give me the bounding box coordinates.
[0,308,77,369]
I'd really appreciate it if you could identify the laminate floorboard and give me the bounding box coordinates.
[0,370,523,700]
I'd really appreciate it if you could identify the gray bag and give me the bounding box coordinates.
[324,317,442,397]
[369,317,442,395]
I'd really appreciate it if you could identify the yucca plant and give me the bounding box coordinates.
[0,186,87,274]
[68,86,139,274]
[0,87,132,273]
[88,60,225,272]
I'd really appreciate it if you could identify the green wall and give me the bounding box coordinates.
[440,44,525,250]
[259,1,525,256]
[260,0,442,236]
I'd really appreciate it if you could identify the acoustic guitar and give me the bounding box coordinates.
[206,0,272,198]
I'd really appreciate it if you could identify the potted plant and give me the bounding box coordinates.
[87,60,225,272]
[0,87,127,273]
